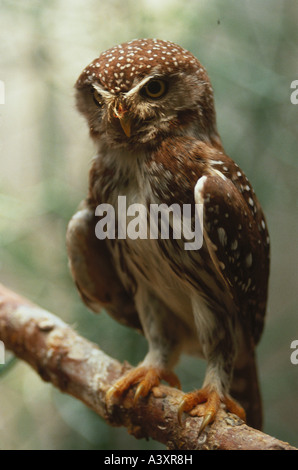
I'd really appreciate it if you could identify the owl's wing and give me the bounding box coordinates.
[149,137,270,345]
[194,168,270,429]
[66,200,142,333]
[193,166,270,345]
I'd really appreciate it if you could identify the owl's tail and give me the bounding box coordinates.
[231,350,263,430]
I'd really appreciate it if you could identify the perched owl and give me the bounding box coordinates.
[67,39,270,433]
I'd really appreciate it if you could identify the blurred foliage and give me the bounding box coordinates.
[0,0,297,450]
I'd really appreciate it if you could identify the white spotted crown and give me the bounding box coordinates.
[75,38,209,94]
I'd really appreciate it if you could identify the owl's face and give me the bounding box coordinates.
[75,39,219,151]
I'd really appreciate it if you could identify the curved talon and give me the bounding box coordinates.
[177,387,245,435]
[177,389,208,426]
[198,412,213,436]
[134,382,146,404]
[106,385,118,407]
[177,389,218,432]
[178,400,186,426]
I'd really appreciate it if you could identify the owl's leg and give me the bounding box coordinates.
[106,288,183,408]
[178,296,246,433]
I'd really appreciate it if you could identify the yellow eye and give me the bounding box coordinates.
[143,79,167,99]
[93,89,104,107]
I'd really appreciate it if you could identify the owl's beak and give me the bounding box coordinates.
[114,103,132,138]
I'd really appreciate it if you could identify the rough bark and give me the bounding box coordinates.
[0,283,296,450]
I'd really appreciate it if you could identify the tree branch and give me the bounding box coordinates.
[0,283,296,450]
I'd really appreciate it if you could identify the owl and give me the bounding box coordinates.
[67,38,270,433]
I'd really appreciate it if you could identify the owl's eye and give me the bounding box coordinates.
[93,89,104,107]
[142,79,168,99]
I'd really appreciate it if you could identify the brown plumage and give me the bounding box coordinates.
[67,39,270,432]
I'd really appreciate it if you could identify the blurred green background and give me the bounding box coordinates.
[0,0,297,450]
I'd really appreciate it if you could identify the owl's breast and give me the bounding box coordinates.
[106,181,194,321]
[91,150,220,323]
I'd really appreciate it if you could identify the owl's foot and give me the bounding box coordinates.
[178,387,246,435]
[106,365,181,409]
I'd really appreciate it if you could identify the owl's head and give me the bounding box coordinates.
[75,39,221,151]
